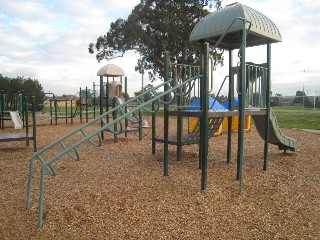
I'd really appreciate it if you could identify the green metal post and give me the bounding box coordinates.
[65,99,68,124]
[139,109,142,141]
[200,42,210,190]
[80,87,83,123]
[21,92,25,127]
[177,94,182,161]
[227,49,233,163]
[198,46,204,170]
[0,91,3,129]
[93,82,96,119]
[152,101,156,154]
[38,166,45,228]
[32,96,37,152]
[112,97,118,143]
[106,77,109,124]
[25,96,29,147]
[236,25,247,194]
[99,76,104,140]
[124,77,128,138]
[49,99,53,125]
[71,99,73,125]
[264,43,271,171]
[163,52,170,176]
[86,86,89,123]
[54,99,58,125]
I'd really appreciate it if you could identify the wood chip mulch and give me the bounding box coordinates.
[0,117,319,239]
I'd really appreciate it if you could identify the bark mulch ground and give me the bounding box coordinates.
[0,117,319,239]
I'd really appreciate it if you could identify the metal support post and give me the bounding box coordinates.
[200,42,210,190]
[152,101,156,154]
[227,49,233,163]
[264,43,271,170]
[125,77,128,138]
[112,97,118,143]
[236,25,247,194]
[99,76,104,140]
[163,52,170,176]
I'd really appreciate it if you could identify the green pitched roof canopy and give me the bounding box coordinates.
[190,2,282,49]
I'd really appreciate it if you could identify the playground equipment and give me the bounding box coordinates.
[187,96,225,136]
[0,91,24,129]
[188,2,297,188]
[0,96,37,151]
[41,92,75,125]
[97,64,145,142]
[49,98,75,125]
[252,108,297,153]
[0,91,8,129]
[155,94,225,162]
[9,111,23,129]
[26,77,188,228]
[154,2,298,191]
[26,3,298,228]
[222,98,251,131]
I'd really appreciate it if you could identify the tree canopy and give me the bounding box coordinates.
[89,0,219,80]
[0,74,45,107]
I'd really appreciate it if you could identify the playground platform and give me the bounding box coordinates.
[168,108,267,117]
[0,133,34,142]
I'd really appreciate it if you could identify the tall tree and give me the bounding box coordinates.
[0,75,45,107]
[89,0,219,80]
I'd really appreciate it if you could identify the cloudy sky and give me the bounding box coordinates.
[0,0,319,97]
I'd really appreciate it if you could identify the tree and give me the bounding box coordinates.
[315,97,320,108]
[293,90,311,107]
[271,93,282,106]
[0,75,45,108]
[89,0,220,81]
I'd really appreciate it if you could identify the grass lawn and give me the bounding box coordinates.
[40,104,319,130]
[272,106,320,130]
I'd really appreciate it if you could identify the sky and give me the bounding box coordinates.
[0,0,319,97]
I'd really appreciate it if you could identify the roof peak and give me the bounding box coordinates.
[190,2,282,49]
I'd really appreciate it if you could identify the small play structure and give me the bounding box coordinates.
[0,93,37,151]
[26,2,298,228]
[97,64,145,142]
[41,92,79,125]
[0,91,24,129]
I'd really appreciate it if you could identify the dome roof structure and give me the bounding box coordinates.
[190,2,282,49]
[97,64,125,77]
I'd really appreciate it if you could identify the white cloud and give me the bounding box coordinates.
[0,0,319,97]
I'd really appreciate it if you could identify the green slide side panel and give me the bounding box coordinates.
[252,108,298,152]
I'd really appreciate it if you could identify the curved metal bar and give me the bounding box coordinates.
[140,98,160,113]
[60,142,80,161]
[38,155,56,176]
[158,93,176,105]
[87,134,102,147]
[80,129,102,147]
[106,121,123,135]
[116,98,141,124]
[173,80,196,97]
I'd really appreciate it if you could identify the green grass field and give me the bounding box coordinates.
[41,104,320,130]
[272,106,320,130]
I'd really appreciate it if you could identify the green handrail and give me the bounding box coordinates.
[26,73,201,228]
